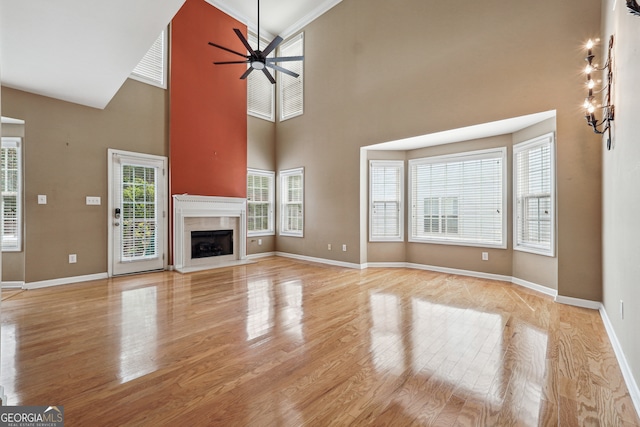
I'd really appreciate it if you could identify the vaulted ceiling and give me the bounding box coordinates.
[0,0,340,109]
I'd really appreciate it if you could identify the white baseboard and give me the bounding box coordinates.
[246,251,277,260]
[554,295,602,310]
[367,261,560,298]
[365,262,406,268]
[275,252,364,269]
[512,277,558,297]
[1,281,25,289]
[599,306,640,419]
[25,273,109,290]
[406,262,512,283]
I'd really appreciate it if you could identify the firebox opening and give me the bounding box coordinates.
[191,230,233,259]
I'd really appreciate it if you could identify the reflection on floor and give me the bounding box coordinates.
[1,257,638,426]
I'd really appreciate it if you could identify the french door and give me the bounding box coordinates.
[108,149,167,276]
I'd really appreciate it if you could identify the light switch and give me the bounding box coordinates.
[86,196,101,205]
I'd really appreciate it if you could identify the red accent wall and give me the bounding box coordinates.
[170,0,247,198]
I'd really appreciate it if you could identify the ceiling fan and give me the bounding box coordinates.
[208,0,304,84]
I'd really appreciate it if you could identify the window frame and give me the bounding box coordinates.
[278,32,304,122]
[247,32,276,122]
[369,160,404,242]
[247,168,275,237]
[408,147,507,249]
[1,137,22,252]
[130,28,168,89]
[513,132,555,257]
[279,167,304,237]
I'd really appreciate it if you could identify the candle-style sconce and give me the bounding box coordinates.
[583,35,614,150]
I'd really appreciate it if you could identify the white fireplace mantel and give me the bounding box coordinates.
[173,195,247,272]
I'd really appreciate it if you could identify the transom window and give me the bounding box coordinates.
[514,133,555,256]
[247,169,275,236]
[278,33,304,121]
[247,32,275,121]
[409,147,506,248]
[131,29,168,89]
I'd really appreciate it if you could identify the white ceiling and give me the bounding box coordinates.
[206,0,342,39]
[0,0,186,109]
[366,111,557,151]
[0,0,339,109]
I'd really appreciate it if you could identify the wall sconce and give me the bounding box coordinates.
[583,35,614,150]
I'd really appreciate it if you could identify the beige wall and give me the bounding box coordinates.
[275,0,601,300]
[602,0,640,396]
[1,79,168,283]
[247,115,276,255]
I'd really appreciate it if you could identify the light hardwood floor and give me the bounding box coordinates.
[1,257,638,426]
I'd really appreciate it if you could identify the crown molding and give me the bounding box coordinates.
[280,0,342,38]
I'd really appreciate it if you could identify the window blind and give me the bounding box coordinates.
[131,30,167,89]
[370,160,404,241]
[248,33,275,121]
[1,138,21,251]
[278,33,304,121]
[514,133,554,255]
[247,169,275,236]
[280,168,304,237]
[409,148,506,248]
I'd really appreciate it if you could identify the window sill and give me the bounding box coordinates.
[514,245,555,257]
[409,237,506,250]
[279,232,304,238]
[248,231,275,237]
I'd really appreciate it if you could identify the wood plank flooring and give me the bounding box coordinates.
[1,257,638,426]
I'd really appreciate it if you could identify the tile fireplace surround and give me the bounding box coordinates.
[172,195,248,273]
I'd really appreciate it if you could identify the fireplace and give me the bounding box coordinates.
[191,230,233,258]
[173,195,248,273]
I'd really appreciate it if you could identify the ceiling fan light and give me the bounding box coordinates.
[251,61,265,70]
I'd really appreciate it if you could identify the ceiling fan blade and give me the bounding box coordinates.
[208,42,248,59]
[262,68,276,84]
[261,36,283,57]
[240,67,254,80]
[233,29,256,56]
[266,63,299,78]
[266,56,304,63]
[214,60,250,65]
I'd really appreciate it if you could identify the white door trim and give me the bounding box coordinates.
[107,149,168,277]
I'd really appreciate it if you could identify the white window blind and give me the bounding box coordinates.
[280,167,304,237]
[248,33,275,121]
[1,137,21,251]
[131,29,167,89]
[370,160,404,241]
[247,169,275,236]
[409,148,506,248]
[514,133,555,256]
[278,33,304,121]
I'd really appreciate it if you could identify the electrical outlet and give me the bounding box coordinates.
[38,195,47,205]
[342,244,347,252]
[482,252,489,261]
[86,196,101,205]
[69,254,77,264]
[258,238,262,246]
[620,300,624,320]
[328,244,332,250]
